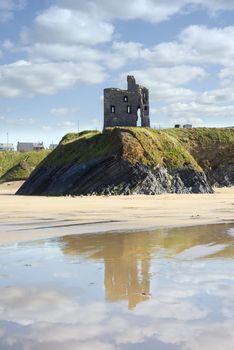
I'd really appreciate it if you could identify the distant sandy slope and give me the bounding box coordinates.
[0,182,233,245]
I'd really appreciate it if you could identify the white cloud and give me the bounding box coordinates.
[42,121,77,133]
[26,43,104,64]
[112,41,148,60]
[146,25,234,66]
[0,0,25,10]
[0,114,36,128]
[200,0,234,11]
[155,101,234,125]
[24,41,147,71]
[0,60,106,98]
[56,0,234,23]
[81,118,102,131]
[2,39,14,50]
[56,121,76,128]
[57,0,187,23]
[0,0,26,23]
[219,65,234,93]
[21,6,114,46]
[49,108,79,116]
[126,65,206,102]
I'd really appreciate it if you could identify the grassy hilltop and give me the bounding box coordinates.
[47,127,234,173]
[17,127,234,196]
[0,150,50,183]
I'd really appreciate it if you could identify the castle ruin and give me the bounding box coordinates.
[104,76,150,128]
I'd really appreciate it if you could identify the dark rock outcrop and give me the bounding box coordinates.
[17,157,212,196]
[208,165,234,187]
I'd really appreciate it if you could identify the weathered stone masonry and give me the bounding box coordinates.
[104,76,150,128]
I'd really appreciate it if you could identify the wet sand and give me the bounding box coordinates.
[0,182,233,245]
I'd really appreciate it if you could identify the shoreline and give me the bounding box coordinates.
[0,182,233,246]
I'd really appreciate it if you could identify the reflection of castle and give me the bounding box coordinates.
[60,232,153,310]
[103,238,151,310]
[59,224,234,309]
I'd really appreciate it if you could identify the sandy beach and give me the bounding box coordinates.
[0,181,233,245]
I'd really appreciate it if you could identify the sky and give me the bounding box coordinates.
[0,0,234,147]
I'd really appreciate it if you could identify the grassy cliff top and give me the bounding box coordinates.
[4,128,232,184]
[0,150,50,183]
[39,127,234,173]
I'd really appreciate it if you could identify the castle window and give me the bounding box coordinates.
[144,106,148,111]
[111,105,116,114]
[127,105,131,114]
[124,96,128,102]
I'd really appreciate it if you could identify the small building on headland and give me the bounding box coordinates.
[17,142,44,152]
[104,75,150,128]
[0,143,14,151]
[174,124,193,129]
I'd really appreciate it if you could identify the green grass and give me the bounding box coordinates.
[117,127,202,170]
[0,150,50,182]
[44,129,121,168]
[60,130,100,145]
[8,127,233,183]
[37,127,234,173]
[166,127,234,144]
[165,127,234,171]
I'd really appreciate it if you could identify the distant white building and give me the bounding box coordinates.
[175,124,193,129]
[17,142,44,152]
[0,143,14,151]
[49,144,58,150]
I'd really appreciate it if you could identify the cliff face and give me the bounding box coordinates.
[17,128,234,196]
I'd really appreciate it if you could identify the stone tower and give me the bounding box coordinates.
[104,76,150,128]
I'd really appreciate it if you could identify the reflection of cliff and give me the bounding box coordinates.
[59,224,234,309]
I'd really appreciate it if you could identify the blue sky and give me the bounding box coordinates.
[0,0,234,147]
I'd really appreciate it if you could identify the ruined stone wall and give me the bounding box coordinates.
[104,76,150,128]
[139,86,150,127]
[104,89,140,128]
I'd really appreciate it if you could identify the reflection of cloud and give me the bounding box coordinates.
[53,271,78,279]
[228,228,234,237]
[0,286,116,349]
[0,328,5,338]
[1,261,234,350]
[0,224,234,349]
[135,298,208,321]
[0,287,108,326]
[28,341,114,350]
[176,243,229,260]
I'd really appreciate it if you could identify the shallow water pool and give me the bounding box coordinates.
[0,224,234,350]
